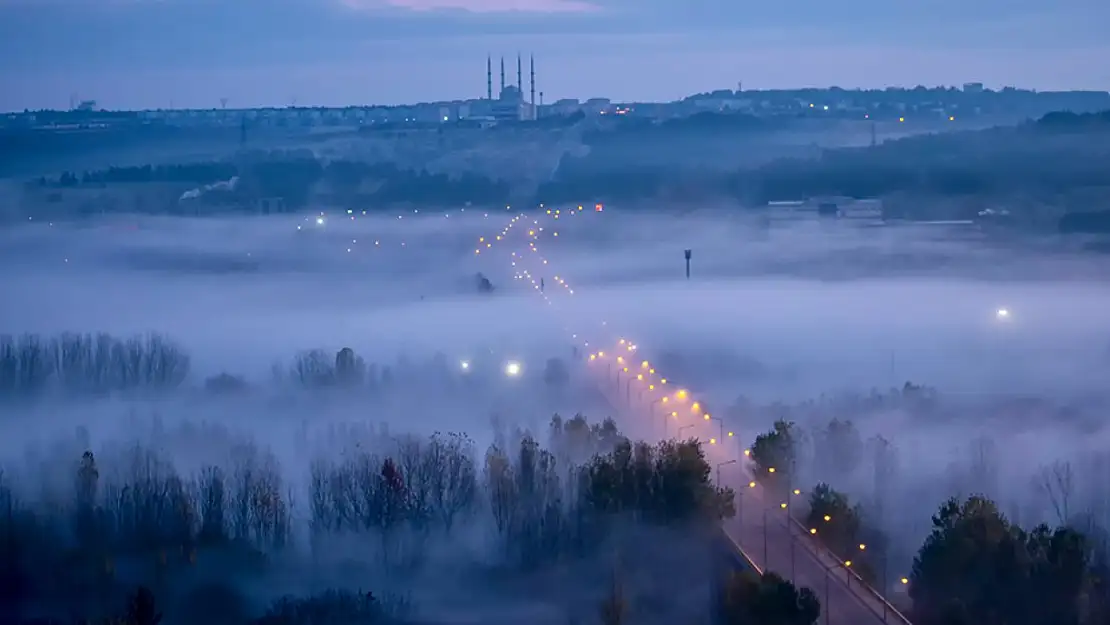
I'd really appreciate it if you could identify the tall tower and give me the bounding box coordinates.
[516,53,522,94]
[487,55,493,100]
[529,55,536,121]
[500,57,505,96]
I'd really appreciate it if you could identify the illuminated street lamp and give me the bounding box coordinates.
[504,361,522,377]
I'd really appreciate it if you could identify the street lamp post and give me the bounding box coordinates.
[649,397,670,435]
[678,424,697,439]
[791,521,797,581]
[763,507,769,566]
[825,567,831,625]
[716,459,737,485]
[704,414,725,443]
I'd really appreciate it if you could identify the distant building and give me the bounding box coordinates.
[491,85,527,122]
[764,197,883,222]
[584,98,612,115]
[483,54,538,123]
[548,98,582,116]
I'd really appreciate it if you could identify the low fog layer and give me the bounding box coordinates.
[3,204,1110,620]
[500,206,1110,575]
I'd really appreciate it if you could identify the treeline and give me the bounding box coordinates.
[738,110,1110,208]
[35,155,511,212]
[0,333,190,399]
[546,109,1110,214]
[0,414,736,623]
[748,413,1110,625]
[583,111,773,143]
[44,162,239,187]
[0,333,579,400]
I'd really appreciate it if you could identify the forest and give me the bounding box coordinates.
[2,332,1108,624]
[747,410,1110,625]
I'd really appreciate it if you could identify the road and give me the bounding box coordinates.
[725,475,906,625]
[488,207,910,625]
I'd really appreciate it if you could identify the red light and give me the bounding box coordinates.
[595,203,603,212]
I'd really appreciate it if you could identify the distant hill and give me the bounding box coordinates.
[10,110,1110,232]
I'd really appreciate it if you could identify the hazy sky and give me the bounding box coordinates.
[2,0,1108,111]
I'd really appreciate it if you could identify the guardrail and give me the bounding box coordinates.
[783,514,913,625]
[719,526,763,575]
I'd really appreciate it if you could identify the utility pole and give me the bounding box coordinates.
[684,249,692,279]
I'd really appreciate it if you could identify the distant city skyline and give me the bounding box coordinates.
[2,0,1108,112]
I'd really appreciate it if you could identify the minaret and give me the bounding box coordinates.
[500,57,505,96]
[529,55,536,121]
[487,55,493,100]
[517,53,522,94]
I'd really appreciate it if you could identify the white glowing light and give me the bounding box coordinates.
[504,361,522,377]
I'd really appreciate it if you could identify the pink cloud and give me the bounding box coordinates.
[342,0,599,13]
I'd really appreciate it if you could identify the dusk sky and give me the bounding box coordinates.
[2,0,1108,111]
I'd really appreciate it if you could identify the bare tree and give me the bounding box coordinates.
[428,433,477,534]
[598,569,627,625]
[292,349,336,388]
[1038,460,1075,525]
[967,435,998,497]
[196,466,228,545]
[485,445,515,536]
[396,436,433,531]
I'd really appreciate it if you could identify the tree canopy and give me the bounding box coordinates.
[910,495,1090,625]
[719,569,821,625]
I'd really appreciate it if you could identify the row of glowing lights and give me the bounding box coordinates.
[500,211,727,443]
[590,344,911,582]
[510,222,729,444]
[462,204,602,373]
[299,206,508,254]
[589,344,734,445]
[475,203,600,256]
[509,210,918,589]
[745,469,911,586]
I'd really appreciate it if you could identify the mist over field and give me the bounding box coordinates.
[3,201,1110,623]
